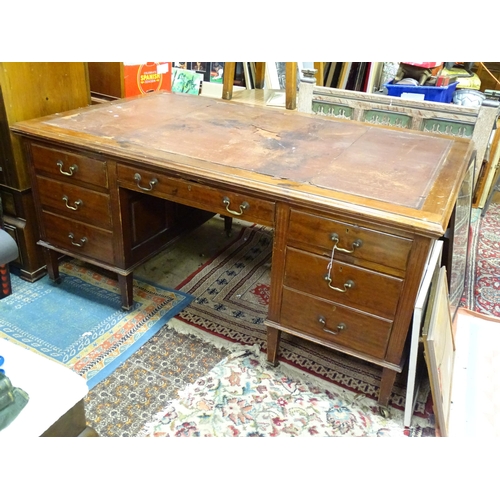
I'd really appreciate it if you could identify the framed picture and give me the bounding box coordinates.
[422,266,456,437]
[404,239,443,427]
[210,62,225,84]
[171,68,203,95]
[189,62,211,82]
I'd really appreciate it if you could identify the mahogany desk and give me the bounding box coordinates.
[11,92,474,407]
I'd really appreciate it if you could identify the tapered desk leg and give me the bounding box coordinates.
[118,273,134,310]
[266,326,281,367]
[44,248,61,283]
[379,367,398,408]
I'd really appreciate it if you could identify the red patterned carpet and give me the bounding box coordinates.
[462,203,500,317]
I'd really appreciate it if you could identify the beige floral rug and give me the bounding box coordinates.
[139,345,434,437]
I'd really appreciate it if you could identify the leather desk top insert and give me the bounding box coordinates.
[11,92,474,408]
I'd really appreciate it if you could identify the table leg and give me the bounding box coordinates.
[266,326,281,367]
[223,216,232,236]
[44,248,61,284]
[118,273,134,310]
[222,62,236,100]
[379,367,398,407]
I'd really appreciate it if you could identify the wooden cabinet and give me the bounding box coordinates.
[0,63,91,280]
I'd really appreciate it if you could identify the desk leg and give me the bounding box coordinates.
[379,367,398,407]
[44,248,61,284]
[266,326,281,367]
[118,273,134,310]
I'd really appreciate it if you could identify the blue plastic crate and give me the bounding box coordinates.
[384,80,458,103]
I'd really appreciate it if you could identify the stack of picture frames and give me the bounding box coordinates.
[172,62,255,97]
[413,243,500,437]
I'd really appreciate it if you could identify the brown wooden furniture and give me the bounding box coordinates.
[0,63,92,282]
[11,92,473,408]
[87,62,125,100]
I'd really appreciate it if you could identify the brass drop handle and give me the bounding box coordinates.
[318,316,346,335]
[222,196,250,216]
[62,195,83,211]
[57,160,78,177]
[134,173,158,191]
[68,232,87,247]
[330,233,362,254]
[324,276,355,293]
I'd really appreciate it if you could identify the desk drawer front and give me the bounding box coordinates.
[288,209,412,272]
[284,247,403,319]
[37,177,112,228]
[31,143,108,188]
[117,164,275,226]
[41,211,114,264]
[280,288,392,359]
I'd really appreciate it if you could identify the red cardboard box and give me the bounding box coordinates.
[123,62,172,97]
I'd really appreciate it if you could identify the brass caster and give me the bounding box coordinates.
[379,405,390,418]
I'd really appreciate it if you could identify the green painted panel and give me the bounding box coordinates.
[363,110,412,128]
[312,101,353,119]
[422,119,474,138]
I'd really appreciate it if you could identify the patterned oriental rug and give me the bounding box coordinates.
[461,204,500,317]
[175,224,433,419]
[0,261,192,389]
[139,345,433,437]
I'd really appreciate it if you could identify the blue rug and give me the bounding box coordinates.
[0,261,193,389]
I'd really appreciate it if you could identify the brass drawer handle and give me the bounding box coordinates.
[318,316,346,335]
[68,232,87,247]
[62,195,83,211]
[324,276,355,293]
[57,160,78,177]
[222,196,250,216]
[134,173,158,191]
[330,233,362,254]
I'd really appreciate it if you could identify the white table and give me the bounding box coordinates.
[0,338,97,437]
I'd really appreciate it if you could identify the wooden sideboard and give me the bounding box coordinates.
[10,92,473,408]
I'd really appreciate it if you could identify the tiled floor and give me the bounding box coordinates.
[85,215,251,436]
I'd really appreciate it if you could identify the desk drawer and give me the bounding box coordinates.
[37,176,112,229]
[288,209,412,272]
[117,164,275,226]
[41,211,114,264]
[280,287,392,359]
[31,143,108,188]
[284,247,403,319]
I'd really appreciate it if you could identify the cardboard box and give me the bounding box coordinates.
[123,62,172,97]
